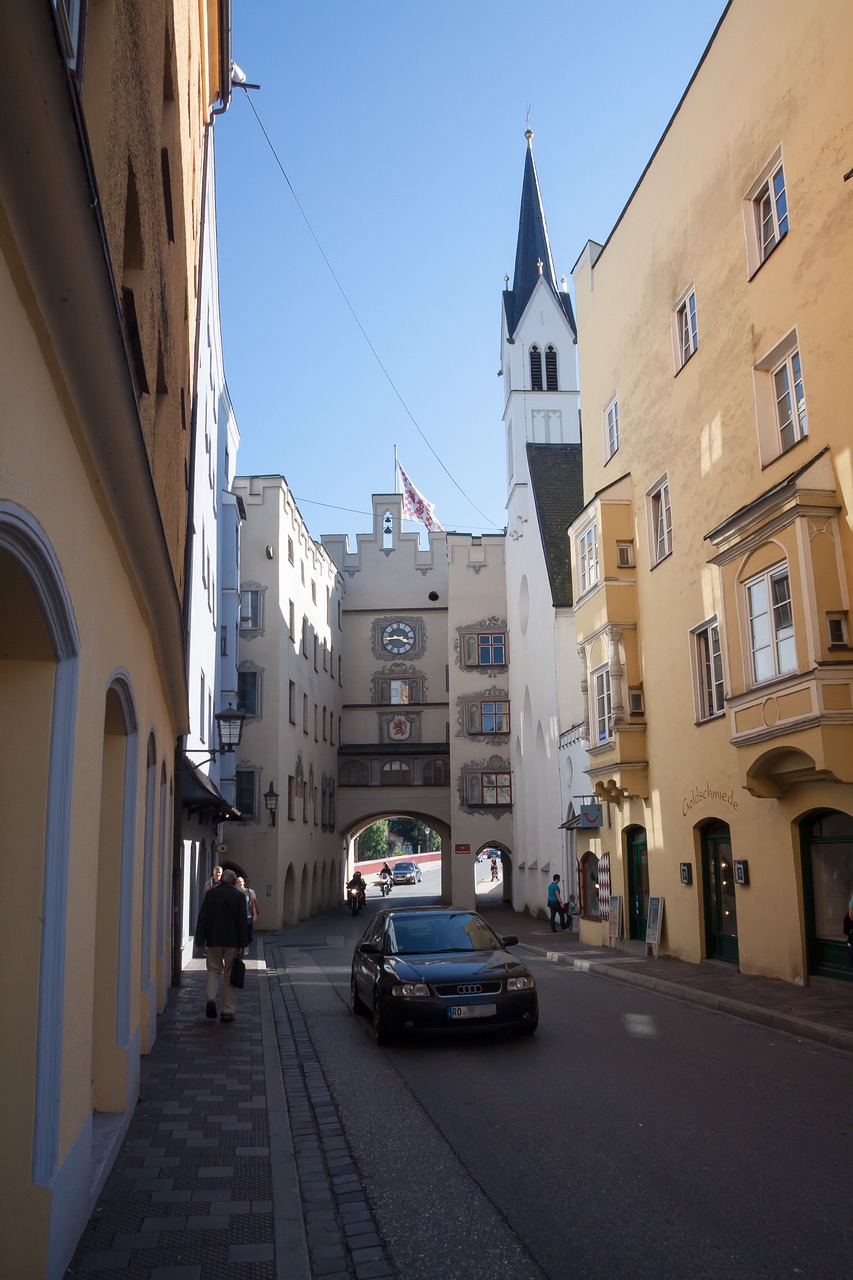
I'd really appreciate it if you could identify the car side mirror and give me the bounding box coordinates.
[500,935,519,947]
[359,940,381,954]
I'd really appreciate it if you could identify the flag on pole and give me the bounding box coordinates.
[397,460,444,532]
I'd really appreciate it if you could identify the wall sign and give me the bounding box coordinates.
[454,844,471,855]
[607,894,622,948]
[645,896,664,957]
[580,802,603,828]
[734,860,749,886]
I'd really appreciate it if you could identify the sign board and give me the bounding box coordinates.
[608,894,622,947]
[580,802,603,829]
[645,896,664,957]
[454,843,471,855]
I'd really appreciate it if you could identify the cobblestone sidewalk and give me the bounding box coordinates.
[66,945,395,1280]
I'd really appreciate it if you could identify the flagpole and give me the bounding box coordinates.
[394,444,398,496]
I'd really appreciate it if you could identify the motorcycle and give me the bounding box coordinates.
[348,884,365,915]
[377,873,392,897]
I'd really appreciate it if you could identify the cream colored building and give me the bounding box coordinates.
[323,494,512,905]
[0,3,231,1274]
[569,0,853,983]
[226,476,346,925]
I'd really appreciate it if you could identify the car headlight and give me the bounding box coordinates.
[391,982,430,998]
[506,975,535,992]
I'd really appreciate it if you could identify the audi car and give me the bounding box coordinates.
[392,860,422,885]
[350,907,538,1042]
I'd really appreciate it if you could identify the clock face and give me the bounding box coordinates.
[382,622,415,654]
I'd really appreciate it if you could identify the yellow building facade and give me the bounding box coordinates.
[569,0,853,983]
[0,3,230,1275]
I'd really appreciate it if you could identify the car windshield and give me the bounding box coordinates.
[388,913,502,955]
[395,863,414,870]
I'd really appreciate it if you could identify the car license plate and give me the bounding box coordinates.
[447,1004,497,1020]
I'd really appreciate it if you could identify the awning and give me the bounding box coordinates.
[180,755,240,821]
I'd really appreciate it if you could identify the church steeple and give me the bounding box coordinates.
[503,130,576,340]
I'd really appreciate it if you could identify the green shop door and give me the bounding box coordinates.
[800,809,853,981]
[701,821,739,965]
[627,827,649,941]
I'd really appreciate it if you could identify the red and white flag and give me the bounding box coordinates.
[397,460,443,532]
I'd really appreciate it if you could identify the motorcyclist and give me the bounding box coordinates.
[347,870,366,907]
[379,861,393,895]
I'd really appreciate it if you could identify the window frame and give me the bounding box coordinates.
[479,700,510,734]
[340,759,368,787]
[52,0,87,83]
[744,562,797,685]
[692,618,726,722]
[237,669,261,718]
[236,769,258,821]
[743,148,789,278]
[772,348,807,454]
[423,758,448,786]
[576,519,600,596]
[592,665,613,745]
[544,344,558,391]
[474,633,505,666]
[673,285,698,370]
[530,344,543,391]
[647,476,673,566]
[390,678,412,705]
[604,396,619,460]
[476,770,512,806]
[753,330,808,466]
[380,760,412,787]
[239,587,263,636]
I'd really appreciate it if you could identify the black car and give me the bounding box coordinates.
[350,907,538,1043]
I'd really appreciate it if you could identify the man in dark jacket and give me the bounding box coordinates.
[194,868,249,1022]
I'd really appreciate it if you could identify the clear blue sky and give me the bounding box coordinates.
[215,0,726,546]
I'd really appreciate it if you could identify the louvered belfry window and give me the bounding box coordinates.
[545,345,558,390]
[530,345,543,390]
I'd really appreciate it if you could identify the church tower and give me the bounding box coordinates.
[501,128,580,501]
[501,130,585,910]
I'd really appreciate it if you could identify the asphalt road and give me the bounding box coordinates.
[277,870,853,1280]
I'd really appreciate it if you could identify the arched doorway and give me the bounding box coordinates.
[341,808,452,900]
[800,809,853,980]
[0,507,80,1188]
[625,825,649,941]
[282,864,297,925]
[472,842,513,905]
[700,819,738,964]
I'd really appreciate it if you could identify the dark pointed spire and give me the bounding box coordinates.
[504,130,576,338]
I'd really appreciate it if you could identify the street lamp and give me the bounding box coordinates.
[186,702,247,764]
[214,703,247,754]
[263,782,279,826]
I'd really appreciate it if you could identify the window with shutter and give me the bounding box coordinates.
[530,345,543,390]
[545,345,558,390]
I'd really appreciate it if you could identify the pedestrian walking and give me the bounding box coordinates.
[194,868,248,1022]
[236,875,259,944]
[203,864,223,894]
[490,854,499,882]
[547,874,568,932]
